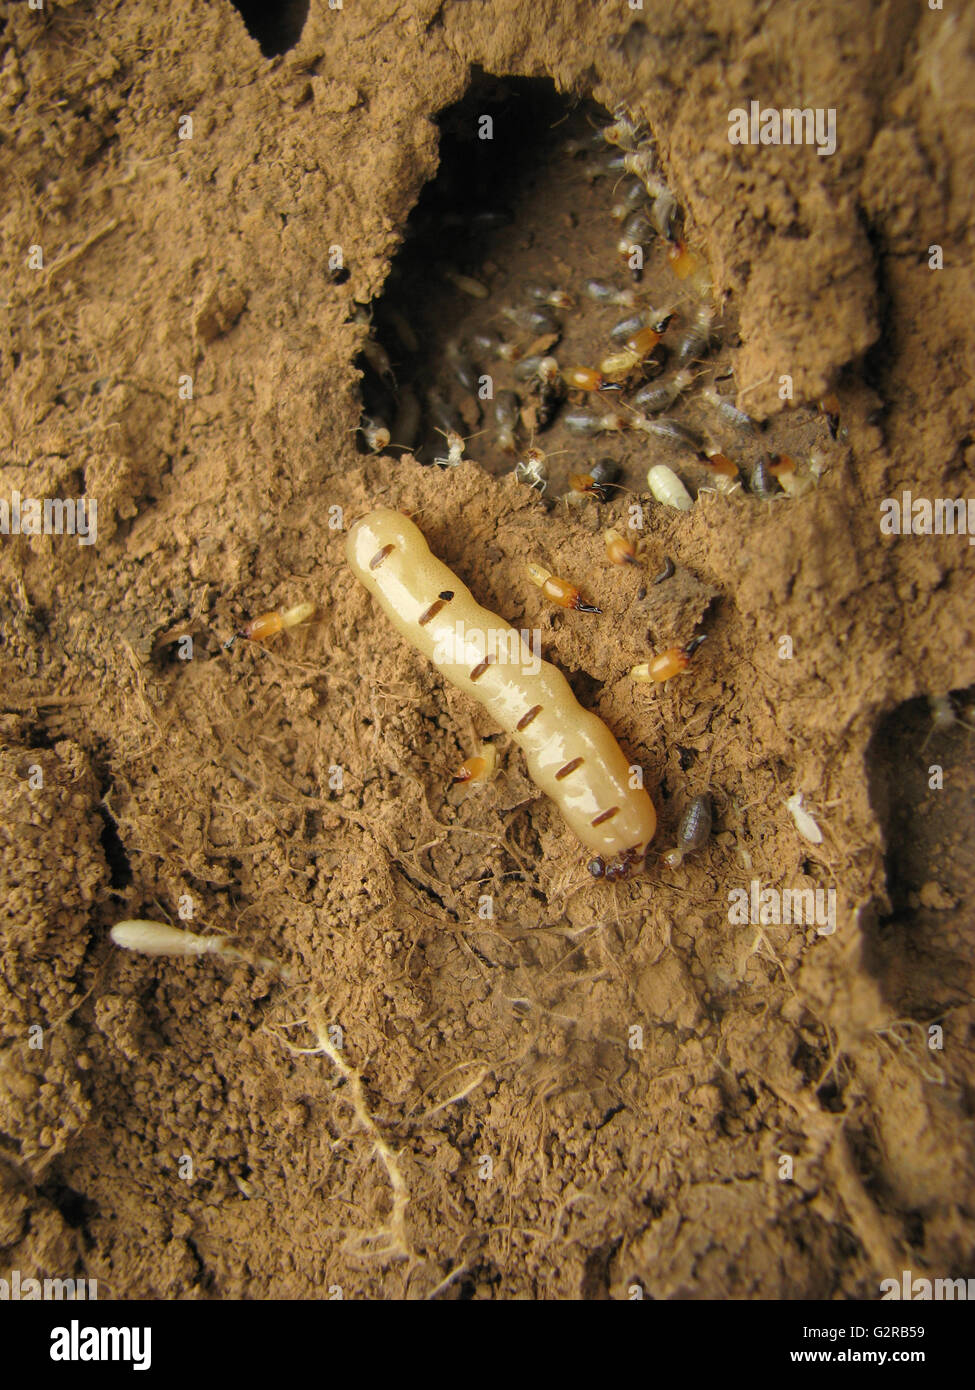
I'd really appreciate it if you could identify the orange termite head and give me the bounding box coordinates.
[700,449,738,478]
[604,527,639,565]
[563,366,602,392]
[241,611,285,643]
[667,241,695,277]
[767,453,796,477]
[570,472,612,503]
[631,634,706,683]
[624,325,663,358]
[453,743,497,785]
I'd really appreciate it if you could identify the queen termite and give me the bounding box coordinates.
[346,510,656,877]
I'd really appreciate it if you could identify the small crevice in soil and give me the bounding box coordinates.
[864,687,975,1015]
[229,0,309,57]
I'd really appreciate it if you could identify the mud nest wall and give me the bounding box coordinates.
[1,0,974,1300]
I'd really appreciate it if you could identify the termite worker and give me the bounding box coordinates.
[520,356,563,428]
[444,267,490,299]
[564,406,628,436]
[494,390,521,453]
[514,445,550,494]
[501,303,561,337]
[358,414,391,452]
[622,148,668,199]
[609,305,674,345]
[602,107,646,151]
[611,180,651,222]
[700,384,758,433]
[651,189,683,243]
[527,284,574,309]
[632,369,697,414]
[632,414,705,453]
[470,331,522,364]
[663,794,712,867]
[583,279,637,308]
[433,430,467,468]
[750,455,784,499]
[527,562,601,613]
[674,304,716,365]
[446,339,479,394]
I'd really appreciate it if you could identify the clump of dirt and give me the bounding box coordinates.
[1,0,974,1300]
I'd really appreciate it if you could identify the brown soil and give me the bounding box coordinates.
[1,0,974,1300]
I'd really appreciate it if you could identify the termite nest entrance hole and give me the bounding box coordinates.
[353,73,680,495]
[355,71,838,505]
[863,685,975,1016]
[229,0,310,57]
[354,72,577,471]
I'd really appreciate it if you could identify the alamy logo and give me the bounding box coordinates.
[0,1269,96,1300]
[880,491,975,544]
[728,101,836,156]
[728,879,836,935]
[432,622,542,676]
[881,1270,975,1300]
[50,1319,151,1371]
[0,490,97,545]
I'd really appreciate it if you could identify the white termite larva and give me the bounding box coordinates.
[647,463,694,511]
[784,792,824,845]
[346,510,657,877]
